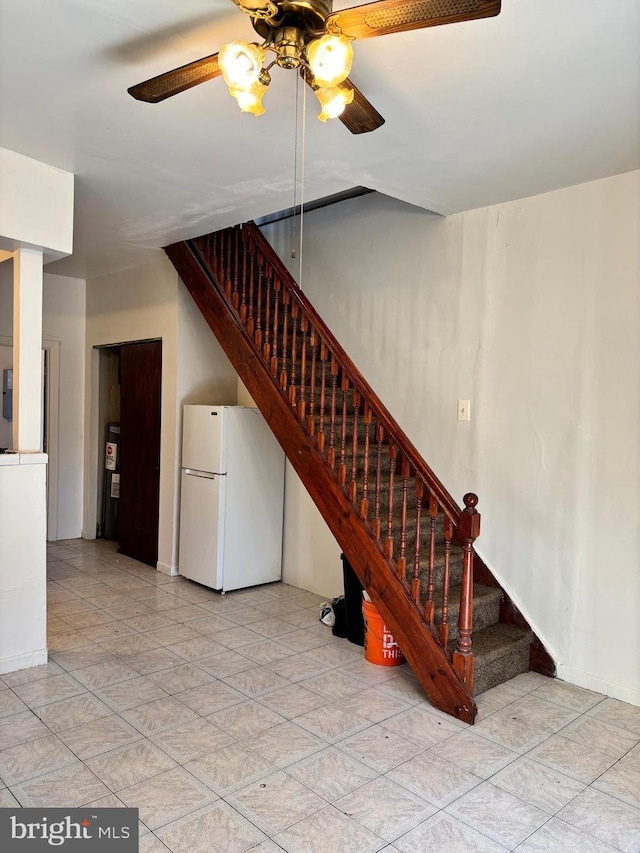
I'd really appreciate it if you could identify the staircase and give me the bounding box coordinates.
[166,222,554,724]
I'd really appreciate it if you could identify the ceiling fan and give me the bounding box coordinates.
[128,0,501,134]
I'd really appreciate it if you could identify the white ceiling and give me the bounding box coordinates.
[1,0,639,279]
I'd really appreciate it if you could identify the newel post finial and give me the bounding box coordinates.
[459,493,481,541]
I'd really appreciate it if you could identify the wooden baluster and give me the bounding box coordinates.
[424,493,438,626]
[453,493,480,693]
[397,456,410,582]
[440,515,454,647]
[298,316,308,419]
[385,441,397,559]
[338,373,349,485]
[210,232,218,279]
[232,228,240,310]
[255,250,264,348]
[246,241,255,335]
[289,302,299,405]
[280,290,290,391]
[263,265,272,362]
[215,231,222,288]
[317,342,328,451]
[374,423,384,540]
[360,403,372,520]
[307,328,318,435]
[228,230,235,298]
[220,231,229,297]
[349,390,360,503]
[412,480,423,603]
[239,228,248,322]
[327,356,339,468]
[270,278,280,377]
[213,231,222,284]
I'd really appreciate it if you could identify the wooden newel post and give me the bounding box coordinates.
[452,493,480,694]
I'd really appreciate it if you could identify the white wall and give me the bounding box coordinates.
[263,171,640,704]
[84,260,238,574]
[0,148,73,261]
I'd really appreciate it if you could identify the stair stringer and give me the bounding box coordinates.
[166,239,477,724]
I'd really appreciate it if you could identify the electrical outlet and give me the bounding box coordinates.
[457,399,471,422]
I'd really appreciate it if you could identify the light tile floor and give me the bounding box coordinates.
[1,538,639,852]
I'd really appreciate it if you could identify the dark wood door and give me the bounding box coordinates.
[118,340,162,567]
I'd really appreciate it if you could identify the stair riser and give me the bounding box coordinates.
[434,587,502,643]
[473,638,531,696]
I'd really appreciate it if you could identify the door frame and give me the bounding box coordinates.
[84,338,163,553]
[0,335,60,540]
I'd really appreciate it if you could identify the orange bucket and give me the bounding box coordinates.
[362,599,405,666]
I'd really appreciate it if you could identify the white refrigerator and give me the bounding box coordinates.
[178,405,285,592]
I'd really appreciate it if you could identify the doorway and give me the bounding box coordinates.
[96,340,162,567]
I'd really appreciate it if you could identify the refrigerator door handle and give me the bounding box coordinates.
[184,468,218,479]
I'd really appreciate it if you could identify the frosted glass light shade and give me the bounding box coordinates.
[307,35,353,88]
[219,41,265,89]
[230,81,268,115]
[315,86,354,121]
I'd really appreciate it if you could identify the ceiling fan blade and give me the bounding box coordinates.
[128,53,221,103]
[326,0,500,40]
[338,79,385,134]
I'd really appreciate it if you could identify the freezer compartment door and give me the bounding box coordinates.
[181,405,227,474]
[178,469,226,589]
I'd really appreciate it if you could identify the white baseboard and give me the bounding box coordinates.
[81,529,96,541]
[156,560,178,577]
[0,648,48,676]
[556,664,640,708]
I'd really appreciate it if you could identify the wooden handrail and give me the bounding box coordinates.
[245,222,464,526]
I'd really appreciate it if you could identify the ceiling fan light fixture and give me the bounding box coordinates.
[306,34,353,88]
[219,41,265,89]
[229,80,269,115]
[315,85,354,122]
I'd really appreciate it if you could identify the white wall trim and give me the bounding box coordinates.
[156,560,178,577]
[0,335,60,540]
[556,664,640,708]
[0,648,48,676]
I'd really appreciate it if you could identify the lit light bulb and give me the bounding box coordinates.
[219,41,265,89]
[315,86,354,122]
[229,81,268,115]
[306,34,353,88]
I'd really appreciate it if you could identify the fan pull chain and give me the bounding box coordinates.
[292,73,300,263]
[298,79,306,291]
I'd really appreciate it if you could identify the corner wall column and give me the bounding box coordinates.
[12,248,44,451]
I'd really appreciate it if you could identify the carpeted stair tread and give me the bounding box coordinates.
[451,623,532,696]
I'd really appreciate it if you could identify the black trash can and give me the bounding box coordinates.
[341,554,365,646]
